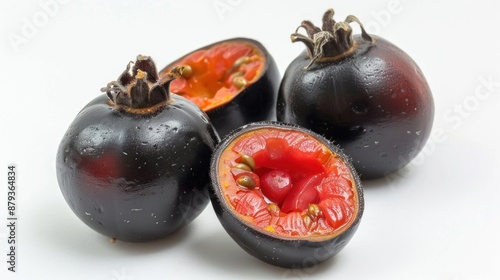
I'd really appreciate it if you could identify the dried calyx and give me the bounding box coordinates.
[291,8,374,70]
[101,55,184,109]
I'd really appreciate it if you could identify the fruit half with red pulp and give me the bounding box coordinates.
[160,38,280,138]
[210,122,364,268]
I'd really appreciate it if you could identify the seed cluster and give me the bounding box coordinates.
[233,154,258,189]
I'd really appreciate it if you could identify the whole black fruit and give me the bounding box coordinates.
[277,8,434,179]
[56,55,219,242]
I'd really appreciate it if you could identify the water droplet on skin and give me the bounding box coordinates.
[123,152,128,155]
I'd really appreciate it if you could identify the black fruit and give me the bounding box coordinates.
[277,8,434,179]
[56,55,219,242]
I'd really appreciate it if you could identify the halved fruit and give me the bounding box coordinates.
[210,121,364,268]
[160,38,280,138]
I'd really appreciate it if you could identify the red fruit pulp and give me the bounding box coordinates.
[217,127,359,237]
[280,173,322,213]
[165,42,265,112]
[260,169,293,206]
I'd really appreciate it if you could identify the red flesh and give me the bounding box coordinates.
[164,42,265,112]
[280,173,322,213]
[218,128,358,238]
[260,170,293,206]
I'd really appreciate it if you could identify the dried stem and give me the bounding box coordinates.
[291,8,374,70]
[101,55,184,109]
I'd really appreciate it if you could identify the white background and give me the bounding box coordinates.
[1,0,500,279]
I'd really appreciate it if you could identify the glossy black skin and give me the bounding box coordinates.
[209,122,364,268]
[56,94,218,242]
[277,35,434,179]
[161,38,280,138]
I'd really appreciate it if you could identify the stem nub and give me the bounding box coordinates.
[291,8,374,70]
[101,55,184,109]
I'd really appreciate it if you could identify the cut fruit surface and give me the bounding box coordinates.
[216,125,360,238]
[260,169,293,206]
[166,42,265,112]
